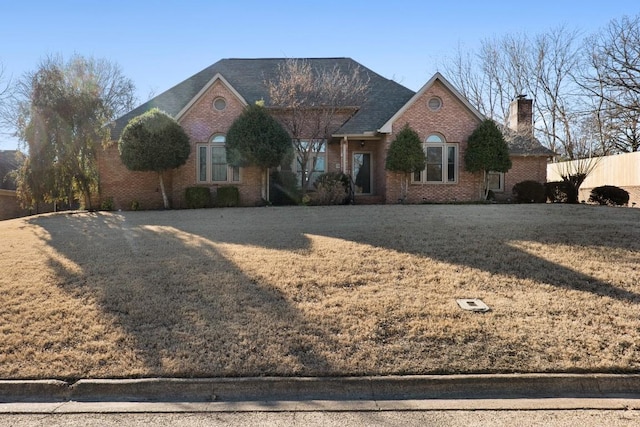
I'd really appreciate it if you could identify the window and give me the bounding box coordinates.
[487,171,504,192]
[197,134,240,183]
[294,140,326,187]
[428,96,442,111]
[213,97,227,111]
[412,134,458,184]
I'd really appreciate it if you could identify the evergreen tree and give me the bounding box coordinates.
[385,124,426,201]
[464,119,512,199]
[226,103,292,201]
[119,108,190,208]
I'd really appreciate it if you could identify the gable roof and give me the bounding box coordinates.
[378,72,484,134]
[111,58,415,140]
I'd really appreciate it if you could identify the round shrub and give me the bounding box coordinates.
[545,181,570,203]
[185,187,211,209]
[215,186,240,207]
[588,185,629,206]
[311,172,351,205]
[512,180,546,203]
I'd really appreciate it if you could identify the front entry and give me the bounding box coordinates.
[353,152,372,195]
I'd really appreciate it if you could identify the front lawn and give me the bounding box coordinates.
[0,204,638,379]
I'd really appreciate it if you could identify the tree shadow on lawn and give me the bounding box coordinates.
[23,204,640,378]
[27,212,341,379]
[160,204,640,305]
[330,205,640,303]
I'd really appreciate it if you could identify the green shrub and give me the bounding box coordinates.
[215,186,240,207]
[130,200,140,211]
[588,185,629,206]
[185,187,211,209]
[270,170,301,205]
[100,197,114,211]
[513,180,546,203]
[310,172,351,205]
[545,181,570,203]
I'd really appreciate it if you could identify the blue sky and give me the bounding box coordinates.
[1,0,639,150]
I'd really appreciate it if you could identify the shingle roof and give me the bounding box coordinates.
[501,127,556,157]
[110,58,555,158]
[111,58,415,140]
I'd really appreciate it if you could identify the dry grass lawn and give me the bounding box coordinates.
[0,204,639,380]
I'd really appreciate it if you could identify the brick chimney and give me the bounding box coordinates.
[508,95,533,135]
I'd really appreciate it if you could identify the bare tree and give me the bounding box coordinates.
[266,59,369,191]
[529,26,585,158]
[0,61,14,132]
[582,14,640,153]
[548,156,601,203]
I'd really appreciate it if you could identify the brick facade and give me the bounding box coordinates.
[98,79,264,209]
[497,156,549,201]
[383,80,483,203]
[97,65,551,209]
[0,190,30,221]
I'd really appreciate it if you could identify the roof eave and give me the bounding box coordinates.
[331,131,380,139]
[175,73,248,121]
[378,72,485,134]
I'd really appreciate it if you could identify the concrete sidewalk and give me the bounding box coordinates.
[1,374,639,413]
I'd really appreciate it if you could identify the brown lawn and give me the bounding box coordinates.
[0,204,639,380]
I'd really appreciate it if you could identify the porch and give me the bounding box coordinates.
[331,136,387,204]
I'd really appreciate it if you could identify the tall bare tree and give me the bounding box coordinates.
[0,61,13,132]
[266,59,369,191]
[582,14,640,153]
[444,26,586,159]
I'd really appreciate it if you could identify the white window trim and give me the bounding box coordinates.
[487,171,505,192]
[411,142,458,184]
[196,135,241,184]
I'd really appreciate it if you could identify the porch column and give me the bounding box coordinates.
[341,136,348,174]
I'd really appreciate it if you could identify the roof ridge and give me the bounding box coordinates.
[224,57,352,60]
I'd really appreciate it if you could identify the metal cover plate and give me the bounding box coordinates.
[456,298,490,312]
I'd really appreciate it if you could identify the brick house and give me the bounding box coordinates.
[99,58,553,209]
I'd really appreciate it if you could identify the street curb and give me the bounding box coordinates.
[1,374,639,403]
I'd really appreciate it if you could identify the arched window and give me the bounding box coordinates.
[197,134,240,183]
[413,133,458,184]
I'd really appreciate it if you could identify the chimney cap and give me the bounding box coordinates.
[516,94,528,100]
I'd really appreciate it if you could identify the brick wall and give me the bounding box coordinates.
[172,79,262,207]
[97,145,169,210]
[495,156,548,201]
[384,80,483,203]
[0,190,29,220]
[97,79,264,209]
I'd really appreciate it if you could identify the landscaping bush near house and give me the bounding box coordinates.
[100,197,114,211]
[310,172,351,205]
[545,181,570,203]
[588,185,630,206]
[270,170,301,206]
[185,187,211,209]
[215,186,240,207]
[512,180,546,203]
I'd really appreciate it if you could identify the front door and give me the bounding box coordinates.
[353,152,372,195]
